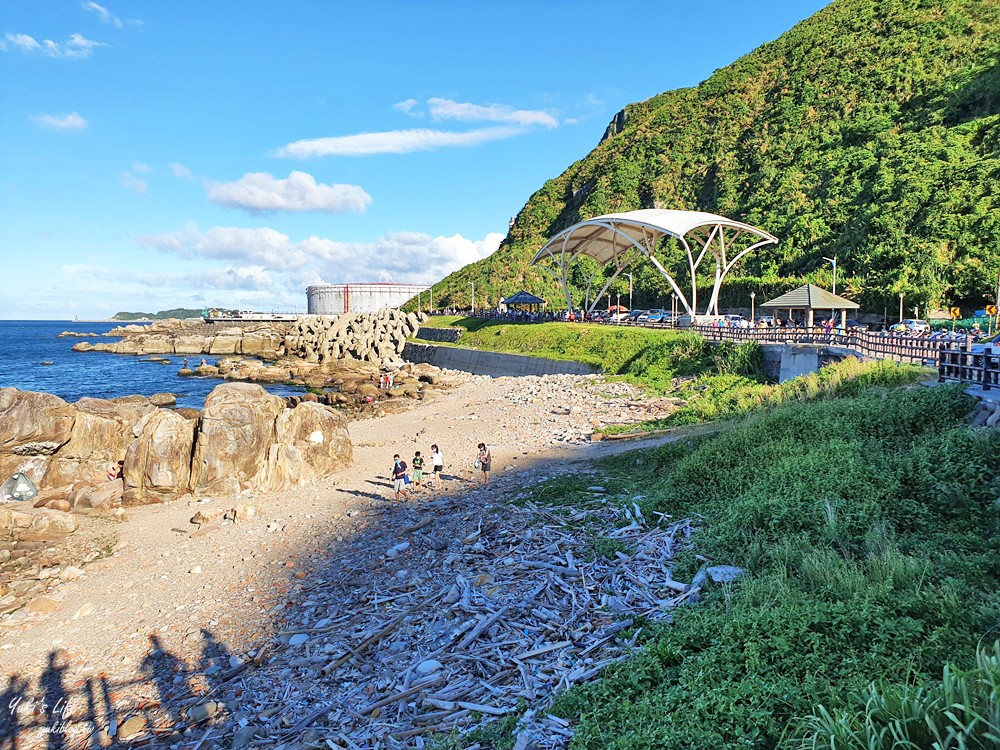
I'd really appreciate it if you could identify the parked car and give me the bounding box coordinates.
[901,318,931,333]
[626,309,647,322]
[608,311,630,323]
[755,316,775,326]
[638,308,667,323]
[971,331,1000,365]
[722,314,749,328]
[845,319,869,331]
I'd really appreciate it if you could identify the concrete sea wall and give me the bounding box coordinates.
[403,342,598,377]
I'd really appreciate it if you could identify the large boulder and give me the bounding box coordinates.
[0,389,76,484]
[41,397,154,498]
[190,383,284,495]
[0,505,78,542]
[123,409,196,505]
[66,478,124,511]
[267,402,352,489]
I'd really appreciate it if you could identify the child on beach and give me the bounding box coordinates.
[477,443,492,485]
[430,444,443,490]
[412,450,424,491]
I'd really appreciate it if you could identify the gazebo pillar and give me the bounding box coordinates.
[840,309,847,330]
[807,309,815,328]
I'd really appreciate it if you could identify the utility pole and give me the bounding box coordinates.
[471,281,475,313]
[823,256,838,295]
[899,292,904,323]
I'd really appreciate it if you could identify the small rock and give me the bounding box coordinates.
[60,565,85,582]
[231,726,257,750]
[288,633,310,646]
[233,504,256,522]
[189,565,203,575]
[187,701,220,723]
[266,522,280,533]
[72,602,94,620]
[118,715,146,740]
[229,655,245,669]
[386,542,410,558]
[416,659,443,676]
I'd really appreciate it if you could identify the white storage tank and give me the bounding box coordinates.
[307,283,431,315]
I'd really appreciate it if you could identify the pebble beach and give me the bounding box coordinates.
[1,370,682,748]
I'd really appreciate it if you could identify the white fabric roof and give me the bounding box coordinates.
[531,209,778,266]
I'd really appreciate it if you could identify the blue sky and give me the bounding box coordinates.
[0,0,828,320]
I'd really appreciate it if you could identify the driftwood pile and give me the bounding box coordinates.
[281,310,429,366]
[214,492,742,749]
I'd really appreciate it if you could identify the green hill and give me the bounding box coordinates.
[111,308,204,321]
[426,0,1000,316]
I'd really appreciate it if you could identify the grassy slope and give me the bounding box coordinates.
[478,385,1000,749]
[416,317,933,428]
[423,0,1000,315]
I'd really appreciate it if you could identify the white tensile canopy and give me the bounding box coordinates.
[530,209,779,316]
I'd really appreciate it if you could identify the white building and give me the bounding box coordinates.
[306,283,431,315]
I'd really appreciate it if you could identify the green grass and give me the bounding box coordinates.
[420,318,933,432]
[523,384,1000,750]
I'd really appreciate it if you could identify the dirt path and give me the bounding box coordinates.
[0,372,679,747]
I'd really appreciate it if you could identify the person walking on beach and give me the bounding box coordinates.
[412,450,425,491]
[430,444,444,490]
[391,454,409,502]
[476,443,492,485]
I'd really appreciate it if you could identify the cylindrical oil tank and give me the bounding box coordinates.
[307,283,430,315]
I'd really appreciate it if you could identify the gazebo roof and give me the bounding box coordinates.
[531,209,778,267]
[760,283,859,310]
[502,290,546,306]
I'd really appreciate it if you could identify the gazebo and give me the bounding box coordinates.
[760,284,859,328]
[501,290,546,314]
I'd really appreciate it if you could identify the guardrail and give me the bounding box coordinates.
[687,325,952,365]
[938,342,999,391]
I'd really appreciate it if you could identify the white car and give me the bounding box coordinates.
[901,319,931,333]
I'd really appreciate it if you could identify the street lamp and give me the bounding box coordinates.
[616,293,621,325]
[898,292,904,323]
[750,291,756,323]
[625,273,633,312]
[671,292,678,324]
[823,256,838,295]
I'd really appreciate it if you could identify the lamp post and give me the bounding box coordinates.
[823,256,838,295]
[750,291,756,323]
[616,293,621,325]
[898,292,904,323]
[671,292,677,324]
[471,281,475,314]
[626,273,633,312]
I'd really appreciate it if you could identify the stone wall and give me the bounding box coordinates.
[402,342,599,377]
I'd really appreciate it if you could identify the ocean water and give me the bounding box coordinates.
[0,320,303,409]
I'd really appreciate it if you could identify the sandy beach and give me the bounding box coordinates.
[0,370,680,747]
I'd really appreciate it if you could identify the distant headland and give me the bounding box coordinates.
[111,308,204,321]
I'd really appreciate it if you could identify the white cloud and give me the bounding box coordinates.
[81,2,143,29]
[33,112,88,131]
[208,171,371,214]
[137,225,503,287]
[170,162,194,180]
[3,31,106,58]
[275,126,521,158]
[427,97,558,128]
[131,160,153,173]
[82,1,121,27]
[393,98,419,115]
[120,171,148,195]
[197,265,274,290]
[3,33,40,52]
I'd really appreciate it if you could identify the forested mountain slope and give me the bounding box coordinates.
[429,0,1000,314]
